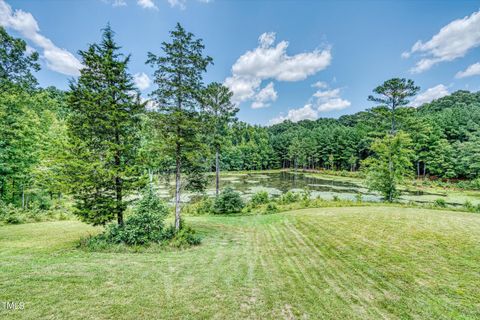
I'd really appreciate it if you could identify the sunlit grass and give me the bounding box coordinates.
[1,207,480,319]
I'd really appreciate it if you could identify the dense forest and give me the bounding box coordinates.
[218,90,480,181]
[1,24,479,224]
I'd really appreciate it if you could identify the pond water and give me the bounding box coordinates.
[155,171,480,207]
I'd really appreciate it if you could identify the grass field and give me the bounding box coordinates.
[1,207,480,319]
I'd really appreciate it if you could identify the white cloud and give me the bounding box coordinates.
[167,0,186,9]
[224,76,260,104]
[137,0,158,10]
[133,72,151,91]
[456,62,480,78]
[0,0,82,76]
[317,98,350,112]
[251,82,277,109]
[269,83,350,125]
[403,10,480,73]
[225,32,331,107]
[311,81,328,89]
[411,84,449,107]
[313,88,340,99]
[269,104,318,125]
[313,87,350,112]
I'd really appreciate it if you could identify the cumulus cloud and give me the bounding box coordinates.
[251,82,277,109]
[269,104,318,125]
[0,0,82,76]
[313,87,351,112]
[456,62,480,78]
[133,72,151,91]
[402,10,480,73]
[225,32,331,107]
[411,84,449,107]
[137,0,158,10]
[269,83,350,124]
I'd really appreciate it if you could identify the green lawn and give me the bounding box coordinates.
[1,207,480,319]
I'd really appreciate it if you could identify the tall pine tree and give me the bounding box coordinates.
[67,25,144,225]
[147,23,212,231]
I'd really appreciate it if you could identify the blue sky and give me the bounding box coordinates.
[1,0,480,125]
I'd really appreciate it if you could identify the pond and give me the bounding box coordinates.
[155,171,480,207]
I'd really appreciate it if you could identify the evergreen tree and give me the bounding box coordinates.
[368,78,420,134]
[67,25,144,226]
[147,23,212,231]
[201,82,238,195]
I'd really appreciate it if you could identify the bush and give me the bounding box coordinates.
[183,196,214,215]
[263,202,279,214]
[464,200,475,212]
[213,187,244,214]
[250,191,269,207]
[136,188,169,217]
[104,189,169,245]
[279,191,300,204]
[167,224,202,248]
[434,198,447,208]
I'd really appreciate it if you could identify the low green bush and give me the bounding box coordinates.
[250,191,269,207]
[263,202,279,214]
[166,224,202,248]
[102,189,169,245]
[434,198,447,208]
[278,191,300,204]
[183,196,214,215]
[213,187,244,214]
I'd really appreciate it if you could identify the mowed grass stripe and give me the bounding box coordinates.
[1,207,480,319]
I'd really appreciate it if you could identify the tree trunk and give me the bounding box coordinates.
[417,161,420,179]
[174,143,182,232]
[21,185,25,209]
[116,176,123,225]
[215,147,220,196]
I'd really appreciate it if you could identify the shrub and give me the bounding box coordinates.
[136,188,169,217]
[213,187,244,214]
[433,198,447,208]
[167,224,202,248]
[183,196,214,215]
[355,194,363,202]
[105,210,165,245]
[263,202,279,214]
[279,191,300,204]
[103,189,169,245]
[250,191,269,207]
[464,200,475,212]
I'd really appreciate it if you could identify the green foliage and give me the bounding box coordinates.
[67,25,144,226]
[104,209,165,246]
[433,198,447,208]
[250,191,269,207]
[166,224,202,248]
[0,26,40,89]
[279,191,301,204]
[263,202,279,214]
[363,132,413,202]
[147,23,213,231]
[213,187,244,214]
[183,196,214,215]
[136,188,169,217]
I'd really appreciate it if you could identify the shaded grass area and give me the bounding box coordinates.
[1,207,480,319]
